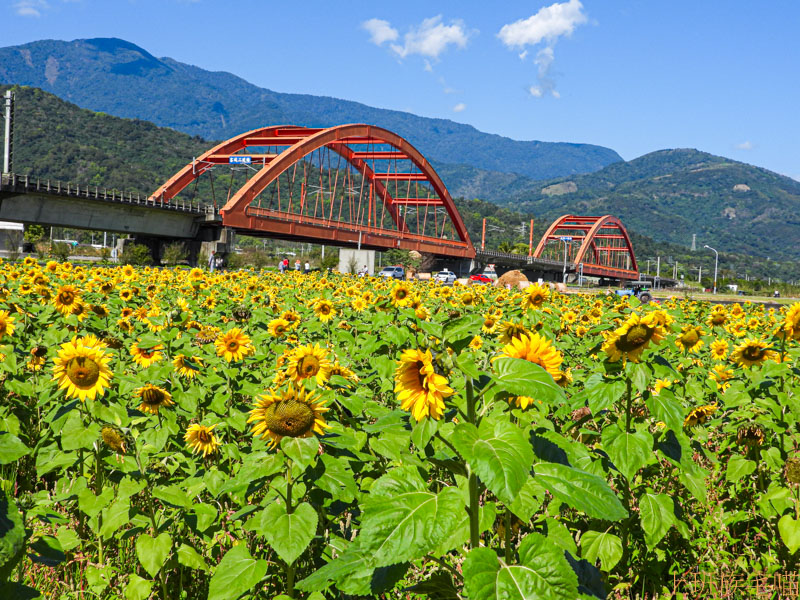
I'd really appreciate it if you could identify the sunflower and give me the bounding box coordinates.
[281,310,301,324]
[512,396,540,410]
[135,384,174,414]
[499,332,563,378]
[676,325,704,353]
[602,312,665,363]
[782,303,800,340]
[53,337,113,401]
[351,297,367,312]
[121,264,135,278]
[394,348,454,421]
[390,283,413,308]
[173,354,203,379]
[313,299,336,323]
[709,364,734,390]
[737,425,764,448]
[185,424,221,457]
[731,339,777,368]
[469,335,483,351]
[653,379,672,395]
[215,328,254,362]
[684,404,718,427]
[710,339,729,361]
[286,343,332,385]
[522,283,550,311]
[0,310,15,338]
[268,318,292,338]
[553,368,573,388]
[248,385,330,448]
[481,315,498,334]
[53,284,81,315]
[707,308,727,327]
[130,342,164,367]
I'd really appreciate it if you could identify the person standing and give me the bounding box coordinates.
[208,250,215,272]
[304,261,310,274]
[295,259,301,271]
[279,259,285,274]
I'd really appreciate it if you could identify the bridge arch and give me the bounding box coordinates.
[150,124,474,258]
[533,214,638,279]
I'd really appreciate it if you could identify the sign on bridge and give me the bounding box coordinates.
[559,236,573,242]
[229,156,252,164]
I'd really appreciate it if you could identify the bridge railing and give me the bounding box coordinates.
[0,172,211,215]
[476,248,570,270]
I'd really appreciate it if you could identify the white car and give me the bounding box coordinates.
[434,270,457,285]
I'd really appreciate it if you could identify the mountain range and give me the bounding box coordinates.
[0,37,621,181]
[1,37,799,262]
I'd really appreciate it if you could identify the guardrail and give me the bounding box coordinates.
[0,172,214,216]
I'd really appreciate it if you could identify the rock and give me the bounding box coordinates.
[733,184,751,193]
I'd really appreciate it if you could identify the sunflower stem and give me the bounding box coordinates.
[466,377,480,548]
[624,376,633,434]
[503,508,512,563]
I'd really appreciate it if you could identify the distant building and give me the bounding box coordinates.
[0,221,24,253]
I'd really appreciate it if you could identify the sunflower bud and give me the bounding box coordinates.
[101,426,126,454]
[232,304,251,322]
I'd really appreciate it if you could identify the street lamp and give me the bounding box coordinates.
[704,245,718,294]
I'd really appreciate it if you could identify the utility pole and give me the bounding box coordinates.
[698,265,702,283]
[691,234,696,251]
[656,256,660,288]
[3,89,14,175]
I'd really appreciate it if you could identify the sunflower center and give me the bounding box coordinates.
[196,429,211,443]
[298,355,320,377]
[264,401,316,437]
[319,305,331,314]
[743,345,766,361]
[141,387,166,406]
[415,361,428,390]
[140,348,155,358]
[66,356,101,388]
[59,291,75,305]
[681,331,699,346]
[227,340,239,351]
[617,324,652,351]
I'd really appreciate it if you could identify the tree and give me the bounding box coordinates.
[23,224,46,244]
[162,242,188,266]
[121,243,152,266]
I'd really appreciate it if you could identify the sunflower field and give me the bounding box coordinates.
[2,258,800,600]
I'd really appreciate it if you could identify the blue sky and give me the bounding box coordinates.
[5,0,800,179]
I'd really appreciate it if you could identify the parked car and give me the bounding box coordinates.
[470,273,493,285]
[378,265,405,280]
[615,281,653,303]
[433,270,457,285]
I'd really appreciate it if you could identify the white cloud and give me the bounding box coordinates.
[498,0,587,48]
[453,103,466,112]
[735,141,754,150]
[390,15,470,60]
[498,0,587,99]
[362,18,399,46]
[14,0,48,17]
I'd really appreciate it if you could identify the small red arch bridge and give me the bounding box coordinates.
[148,124,638,280]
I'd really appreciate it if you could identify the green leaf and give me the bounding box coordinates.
[576,374,626,414]
[726,455,757,483]
[260,501,317,565]
[601,424,652,481]
[779,515,800,554]
[0,433,30,464]
[77,487,113,519]
[60,411,100,451]
[177,543,209,571]
[35,443,75,477]
[463,533,579,600]
[544,518,577,555]
[443,314,484,345]
[207,544,268,600]
[533,462,627,521]
[452,419,534,505]
[135,532,172,578]
[359,481,465,567]
[315,455,358,503]
[639,493,676,548]
[124,574,153,600]
[508,478,544,522]
[645,389,684,431]
[581,530,623,571]
[152,484,192,509]
[99,498,130,540]
[28,535,65,566]
[280,436,318,471]
[493,358,566,404]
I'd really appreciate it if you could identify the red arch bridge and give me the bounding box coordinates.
[0,123,638,281]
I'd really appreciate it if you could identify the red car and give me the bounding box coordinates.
[470,273,492,285]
